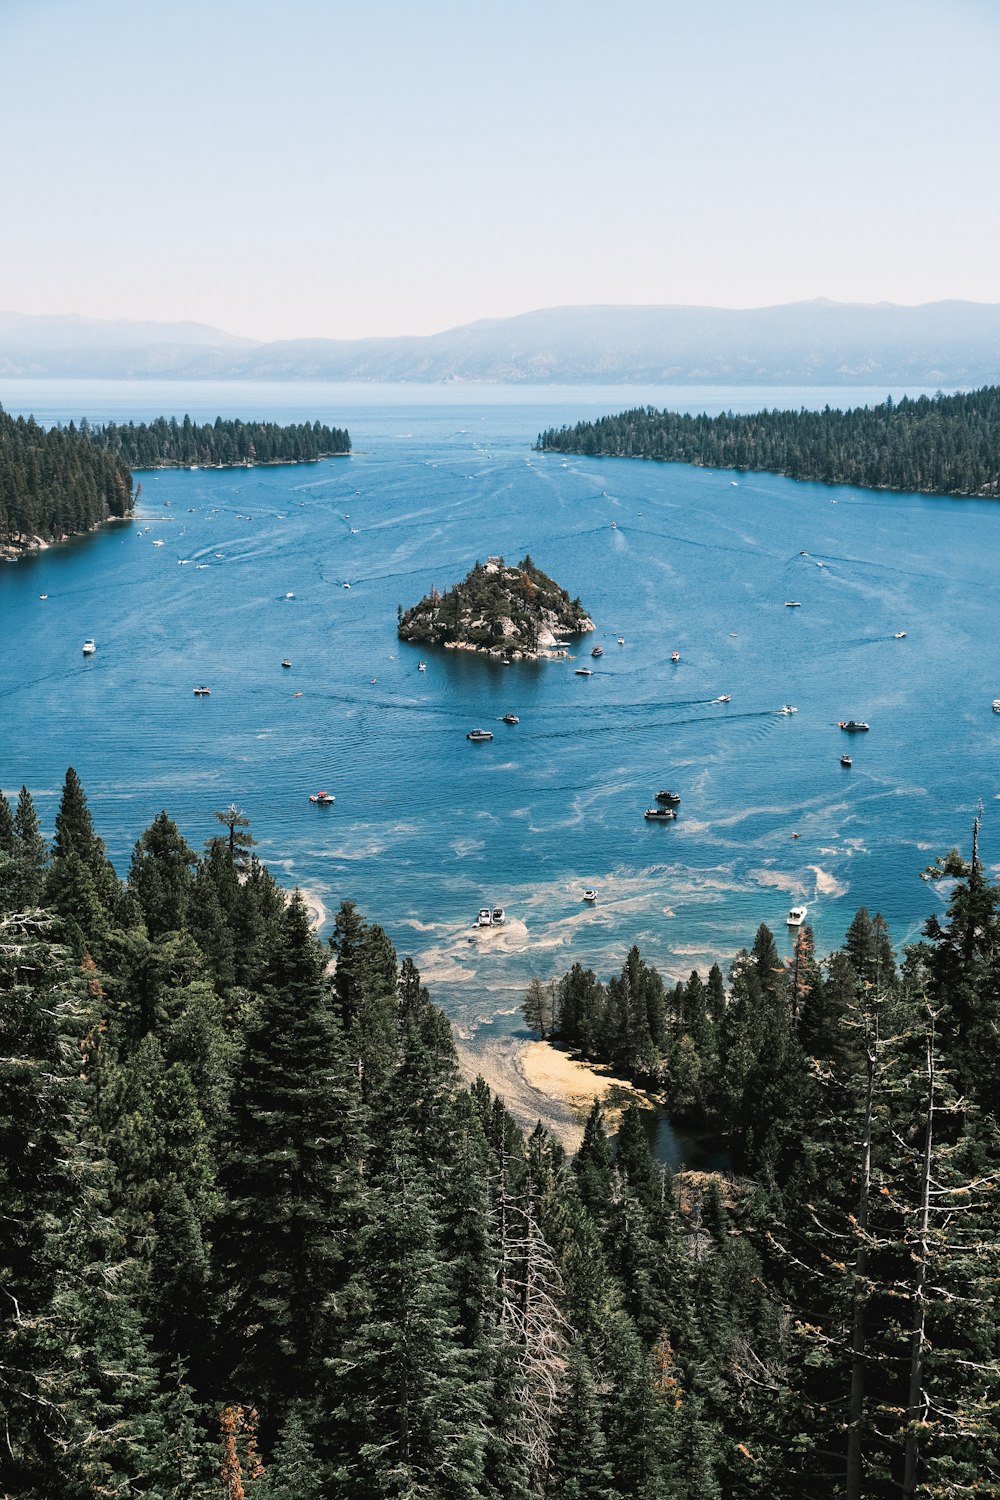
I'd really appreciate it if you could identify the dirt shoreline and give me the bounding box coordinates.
[297,886,328,933]
[456,1034,654,1152]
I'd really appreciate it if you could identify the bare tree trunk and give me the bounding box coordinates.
[845,1022,877,1500]
[902,1026,935,1498]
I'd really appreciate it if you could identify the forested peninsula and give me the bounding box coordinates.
[89,414,351,469]
[2,771,997,1497]
[0,406,132,555]
[0,408,351,556]
[537,386,1000,497]
[398,554,594,658]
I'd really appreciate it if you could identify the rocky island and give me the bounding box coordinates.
[398,554,594,659]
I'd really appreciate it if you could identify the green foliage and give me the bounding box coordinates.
[12,783,48,907]
[398,554,591,655]
[5,777,999,1499]
[0,404,132,546]
[538,387,1000,498]
[91,412,350,468]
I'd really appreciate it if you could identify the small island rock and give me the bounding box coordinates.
[398,554,594,660]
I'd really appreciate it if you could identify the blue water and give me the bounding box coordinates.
[1,378,993,1054]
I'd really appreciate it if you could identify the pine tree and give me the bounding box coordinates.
[575,1099,613,1219]
[0,912,164,1497]
[615,1102,658,1212]
[212,803,256,870]
[12,783,47,907]
[49,766,120,911]
[0,786,14,857]
[843,906,897,989]
[522,975,556,1038]
[328,1157,488,1498]
[546,1344,618,1499]
[218,893,360,1424]
[129,810,198,936]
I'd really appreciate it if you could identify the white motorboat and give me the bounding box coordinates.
[82,639,96,655]
[787,905,808,927]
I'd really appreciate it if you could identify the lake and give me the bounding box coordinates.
[1,377,994,1066]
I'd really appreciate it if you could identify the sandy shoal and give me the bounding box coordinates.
[296,886,328,933]
[457,1035,651,1153]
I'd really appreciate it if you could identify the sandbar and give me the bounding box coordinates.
[456,1034,653,1152]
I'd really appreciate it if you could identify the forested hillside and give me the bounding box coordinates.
[0,774,997,1498]
[0,406,132,549]
[538,387,1000,497]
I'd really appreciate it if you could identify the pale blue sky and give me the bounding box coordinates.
[1,0,998,340]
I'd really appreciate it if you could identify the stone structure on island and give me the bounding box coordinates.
[397,555,594,660]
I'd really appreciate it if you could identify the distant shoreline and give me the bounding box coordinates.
[132,452,349,472]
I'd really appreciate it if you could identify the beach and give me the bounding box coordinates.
[457,1033,653,1151]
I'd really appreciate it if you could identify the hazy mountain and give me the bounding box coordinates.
[0,312,255,378]
[2,301,999,385]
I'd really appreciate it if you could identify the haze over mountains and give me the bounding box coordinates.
[2,301,999,386]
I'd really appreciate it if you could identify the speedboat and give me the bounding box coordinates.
[617,637,625,645]
[841,754,853,767]
[838,720,870,732]
[467,729,494,742]
[418,661,427,671]
[502,713,519,725]
[583,888,598,901]
[994,700,1000,714]
[308,790,335,805]
[894,632,907,639]
[784,601,802,608]
[492,907,506,925]
[284,592,295,599]
[644,807,677,821]
[82,639,96,655]
[575,667,592,676]
[780,704,798,715]
[39,593,47,600]
[477,908,493,927]
[655,789,681,805]
[714,694,732,703]
[591,645,603,657]
[787,905,808,926]
[193,685,211,696]
[671,651,680,662]
[281,659,292,669]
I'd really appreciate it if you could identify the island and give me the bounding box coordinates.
[397,554,594,659]
[0,408,351,558]
[536,386,1000,498]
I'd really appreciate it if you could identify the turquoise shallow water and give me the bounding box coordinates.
[1,378,995,1052]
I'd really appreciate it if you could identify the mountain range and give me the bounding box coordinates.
[2,301,999,386]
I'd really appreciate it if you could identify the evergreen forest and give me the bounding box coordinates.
[537,387,1000,497]
[0,407,132,548]
[89,415,351,470]
[0,409,350,551]
[1,772,997,1499]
